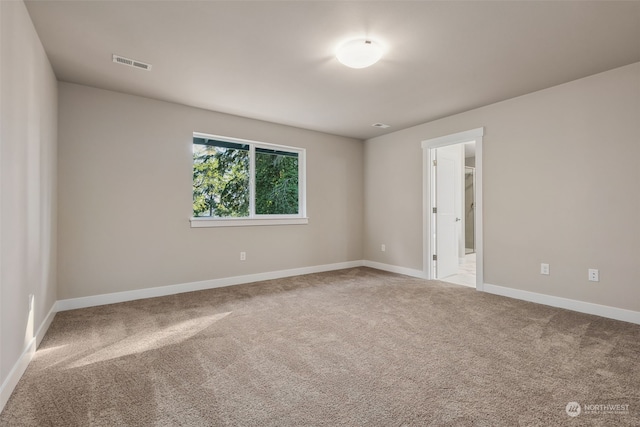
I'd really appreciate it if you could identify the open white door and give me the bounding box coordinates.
[434,144,463,279]
[422,127,484,290]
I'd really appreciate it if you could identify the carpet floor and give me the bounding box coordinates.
[1,267,638,426]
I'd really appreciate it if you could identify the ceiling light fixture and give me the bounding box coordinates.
[336,39,383,69]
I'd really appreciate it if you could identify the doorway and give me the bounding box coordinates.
[421,128,484,290]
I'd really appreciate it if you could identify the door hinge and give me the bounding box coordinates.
[432,207,437,214]
[432,160,437,166]
[433,254,437,261]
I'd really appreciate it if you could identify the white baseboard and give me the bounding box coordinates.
[56,261,365,312]
[0,339,34,414]
[0,303,56,414]
[36,304,57,347]
[483,283,640,325]
[363,260,426,279]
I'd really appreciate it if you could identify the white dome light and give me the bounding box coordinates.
[336,39,383,69]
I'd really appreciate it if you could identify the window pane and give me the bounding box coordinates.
[192,141,249,217]
[255,149,299,215]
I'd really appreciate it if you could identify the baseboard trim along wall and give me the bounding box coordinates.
[36,305,57,348]
[484,283,640,325]
[0,342,34,414]
[362,260,426,279]
[0,304,56,413]
[57,263,640,325]
[56,261,365,312]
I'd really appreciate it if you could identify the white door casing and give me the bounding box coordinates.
[421,127,484,290]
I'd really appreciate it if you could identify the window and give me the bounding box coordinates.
[191,133,307,227]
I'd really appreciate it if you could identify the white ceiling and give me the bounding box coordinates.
[25,1,640,140]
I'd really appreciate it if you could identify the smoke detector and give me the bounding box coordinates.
[372,123,391,129]
[112,54,152,71]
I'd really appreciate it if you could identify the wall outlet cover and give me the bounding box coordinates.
[540,263,550,275]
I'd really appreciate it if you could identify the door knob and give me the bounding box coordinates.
[455,217,461,222]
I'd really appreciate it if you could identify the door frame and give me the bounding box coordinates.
[421,127,484,290]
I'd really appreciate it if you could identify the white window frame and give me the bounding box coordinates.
[190,132,308,228]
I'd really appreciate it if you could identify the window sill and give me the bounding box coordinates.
[190,217,309,228]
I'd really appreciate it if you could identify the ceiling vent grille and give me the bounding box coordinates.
[112,54,152,71]
[372,123,390,129]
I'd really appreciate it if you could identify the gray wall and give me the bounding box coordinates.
[0,0,57,392]
[364,62,640,312]
[58,83,364,299]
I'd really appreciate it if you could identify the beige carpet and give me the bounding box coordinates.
[1,267,638,426]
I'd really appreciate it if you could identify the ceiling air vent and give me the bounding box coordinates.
[372,123,390,129]
[112,54,152,71]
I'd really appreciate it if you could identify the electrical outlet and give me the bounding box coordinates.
[588,269,599,282]
[381,244,386,252]
[540,263,550,275]
[240,251,246,261]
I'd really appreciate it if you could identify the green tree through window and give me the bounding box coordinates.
[192,141,249,217]
[193,135,302,218]
[255,148,299,215]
